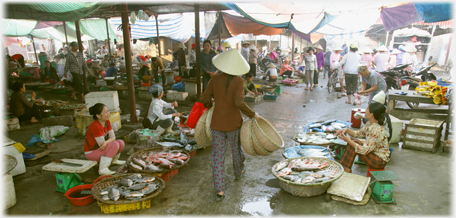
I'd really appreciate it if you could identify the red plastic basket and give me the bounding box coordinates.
[65,184,95,206]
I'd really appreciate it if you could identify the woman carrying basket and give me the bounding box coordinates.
[335,102,390,173]
[201,49,259,202]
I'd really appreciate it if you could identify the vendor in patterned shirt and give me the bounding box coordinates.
[335,102,390,173]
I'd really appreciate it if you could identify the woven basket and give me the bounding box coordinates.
[4,155,17,174]
[252,116,284,152]
[251,123,273,156]
[271,157,344,197]
[126,147,190,173]
[240,119,257,156]
[205,106,215,141]
[194,110,212,147]
[91,173,165,205]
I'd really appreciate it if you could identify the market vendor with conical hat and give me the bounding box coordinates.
[201,49,259,202]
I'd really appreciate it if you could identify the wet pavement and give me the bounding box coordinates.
[5,70,453,215]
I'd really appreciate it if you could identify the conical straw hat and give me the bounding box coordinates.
[212,49,250,75]
[377,45,388,52]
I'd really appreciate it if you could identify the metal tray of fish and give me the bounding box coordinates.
[91,173,165,204]
[57,103,87,110]
[283,145,335,160]
[293,132,337,145]
[126,148,190,173]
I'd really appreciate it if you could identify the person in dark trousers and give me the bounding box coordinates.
[174,43,187,77]
[199,40,217,92]
[64,41,89,101]
[138,63,152,82]
[151,57,165,84]
[9,81,42,123]
[323,48,332,79]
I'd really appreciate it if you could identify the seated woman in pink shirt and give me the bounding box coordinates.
[280,58,294,79]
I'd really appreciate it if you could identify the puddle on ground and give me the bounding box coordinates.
[241,197,273,216]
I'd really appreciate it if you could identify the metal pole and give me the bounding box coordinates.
[155,15,161,57]
[424,25,437,66]
[75,20,88,94]
[291,32,295,60]
[63,21,69,47]
[105,18,112,57]
[30,35,38,64]
[121,3,138,123]
[195,4,201,102]
[218,11,222,48]
[385,31,389,47]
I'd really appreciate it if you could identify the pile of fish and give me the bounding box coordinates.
[295,132,337,144]
[297,147,333,158]
[273,158,338,184]
[99,174,161,201]
[305,120,349,132]
[129,150,188,172]
[57,103,87,110]
[283,145,334,159]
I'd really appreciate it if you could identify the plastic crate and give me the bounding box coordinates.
[263,92,277,100]
[403,118,444,153]
[275,86,282,95]
[244,96,263,103]
[97,200,151,214]
[153,169,178,183]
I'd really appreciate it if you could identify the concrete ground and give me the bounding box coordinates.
[5,70,453,215]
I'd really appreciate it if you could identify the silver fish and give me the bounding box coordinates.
[146,164,161,172]
[314,177,331,183]
[122,191,144,198]
[142,184,159,195]
[119,178,133,187]
[283,175,295,180]
[274,161,289,172]
[133,158,147,168]
[102,195,110,201]
[109,188,120,201]
[128,183,148,191]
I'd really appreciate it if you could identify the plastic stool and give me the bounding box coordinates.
[367,167,385,177]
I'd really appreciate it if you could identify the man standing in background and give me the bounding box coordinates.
[241,41,250,62]
[315,45,325,87]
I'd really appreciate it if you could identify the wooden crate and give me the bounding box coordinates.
[403,118,444,153]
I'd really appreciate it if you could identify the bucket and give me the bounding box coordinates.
[64,184,95,206]
[351,108,365,128]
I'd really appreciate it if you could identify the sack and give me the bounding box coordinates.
[186,102,208,129]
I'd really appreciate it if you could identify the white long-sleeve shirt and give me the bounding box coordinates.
[241,47,249,62]
[339,51,361,74]
[147,98,174,123]
[373,52,389,72]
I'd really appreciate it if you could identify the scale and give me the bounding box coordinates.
[369,171,398,204]
[42,159,97,193]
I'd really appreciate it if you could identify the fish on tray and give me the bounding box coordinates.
[275,158,338,185]
[100,175,161,201]
[133,150,188,172]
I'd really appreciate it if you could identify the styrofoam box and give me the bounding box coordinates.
[389,115,403,144]
[4,145,26,176]
[184,82,202,96]
[167,92,188,102]
[96,79,107,87]
[85,91,119,111]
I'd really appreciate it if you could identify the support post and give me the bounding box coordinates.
[105,18,112,57]
[75,20,88,94]
[121,3,138,123]
[218,11,222,48]
[291,32,295,60]
[385,31,390,47]
[30,35,38,64]
[155,15,161,57]
[63,21,69,47]
[424,25,437,66]
[195,4,201,102]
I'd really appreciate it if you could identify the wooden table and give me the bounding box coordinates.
[387,90,451,141]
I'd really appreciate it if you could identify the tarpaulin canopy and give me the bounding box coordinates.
[207,12,283,40]
[3,19,38,36]
[26,2,114,22]
[110,13,199,42]
[3,18,118,42]
[381,2,453,31]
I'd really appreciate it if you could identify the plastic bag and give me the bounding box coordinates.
[186,102,207,129]
[39,125,69,142]
[354,93,362,105]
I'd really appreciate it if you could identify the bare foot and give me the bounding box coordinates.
[30,117,39,123]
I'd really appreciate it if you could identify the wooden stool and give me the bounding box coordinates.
[367,167,385,177]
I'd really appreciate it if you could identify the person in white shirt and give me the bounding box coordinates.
[241,41,250,62]
[402,44,418,72]
[388,49,400,69]
[143,84,181,134]
[373,46,389,72]
[263,62,278,81]
[339,43,361,104]
[189,43,197,65]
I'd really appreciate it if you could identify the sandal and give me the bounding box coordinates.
[305,87,309,90]
[345,101,352,104]
[310,88,313,91]
[215,193,225,202]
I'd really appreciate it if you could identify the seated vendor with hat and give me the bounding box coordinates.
[87,62,102,84]
[263,62,278,82]
[142,84,181,134]
[244,73,261,96]
[138,62,152,84]
[335,102,390,173]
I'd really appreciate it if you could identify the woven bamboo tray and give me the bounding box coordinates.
[4,155,17,174]
[252,116,284,152]
[271,157,344,197]
[126,147,190,173]
[240,119,257,156]
[91,173,165,205]
[205,106,214,140]
[251,122,273,156]
[293,132,336,146]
